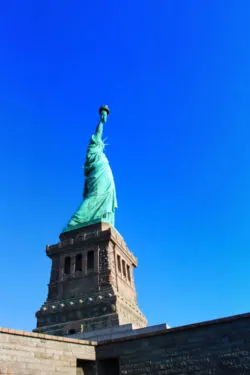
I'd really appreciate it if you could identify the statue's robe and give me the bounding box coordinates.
[63,127,117,232]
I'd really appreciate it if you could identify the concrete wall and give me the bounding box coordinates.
[0,328,96,375]
[96,312,250,374]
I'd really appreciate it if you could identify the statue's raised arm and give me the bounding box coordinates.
[95,105,110,140]
[63,105,117,233]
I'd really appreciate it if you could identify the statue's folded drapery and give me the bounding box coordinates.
[63,111,117,232]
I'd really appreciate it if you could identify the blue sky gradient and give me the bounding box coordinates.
[0,0,250,331]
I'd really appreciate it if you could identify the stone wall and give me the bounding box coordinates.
[0,328,96,375]
[96,312,250,374]
[2,312,250,374]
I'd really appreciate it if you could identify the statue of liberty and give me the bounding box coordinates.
[63,105,118,232]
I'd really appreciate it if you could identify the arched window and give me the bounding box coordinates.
[127,265,131,282]
[75,253,82,272]
[64,257,71,274]
[122,260,126,278]
[87,251,94,272]
[117,255,121,273]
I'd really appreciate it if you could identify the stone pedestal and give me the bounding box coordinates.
[34,223,147,336]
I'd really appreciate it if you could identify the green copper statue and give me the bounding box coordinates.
[63,105,118,232]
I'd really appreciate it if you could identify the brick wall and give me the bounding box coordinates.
[0,328,96,375]
[96,312,250,374]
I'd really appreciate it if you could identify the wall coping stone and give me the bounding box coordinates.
[3,312,249,348]
[98,311,250,345]
[0,327,97,346]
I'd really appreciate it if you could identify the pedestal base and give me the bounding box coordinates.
[34,223,147,336]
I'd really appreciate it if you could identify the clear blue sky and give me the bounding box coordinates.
[0,1,250,332]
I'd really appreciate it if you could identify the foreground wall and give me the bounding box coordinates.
[0,328,96,375]
[1,312,250,374]
[97,312,250,374]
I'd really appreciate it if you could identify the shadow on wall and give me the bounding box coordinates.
[77,358,120,375]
